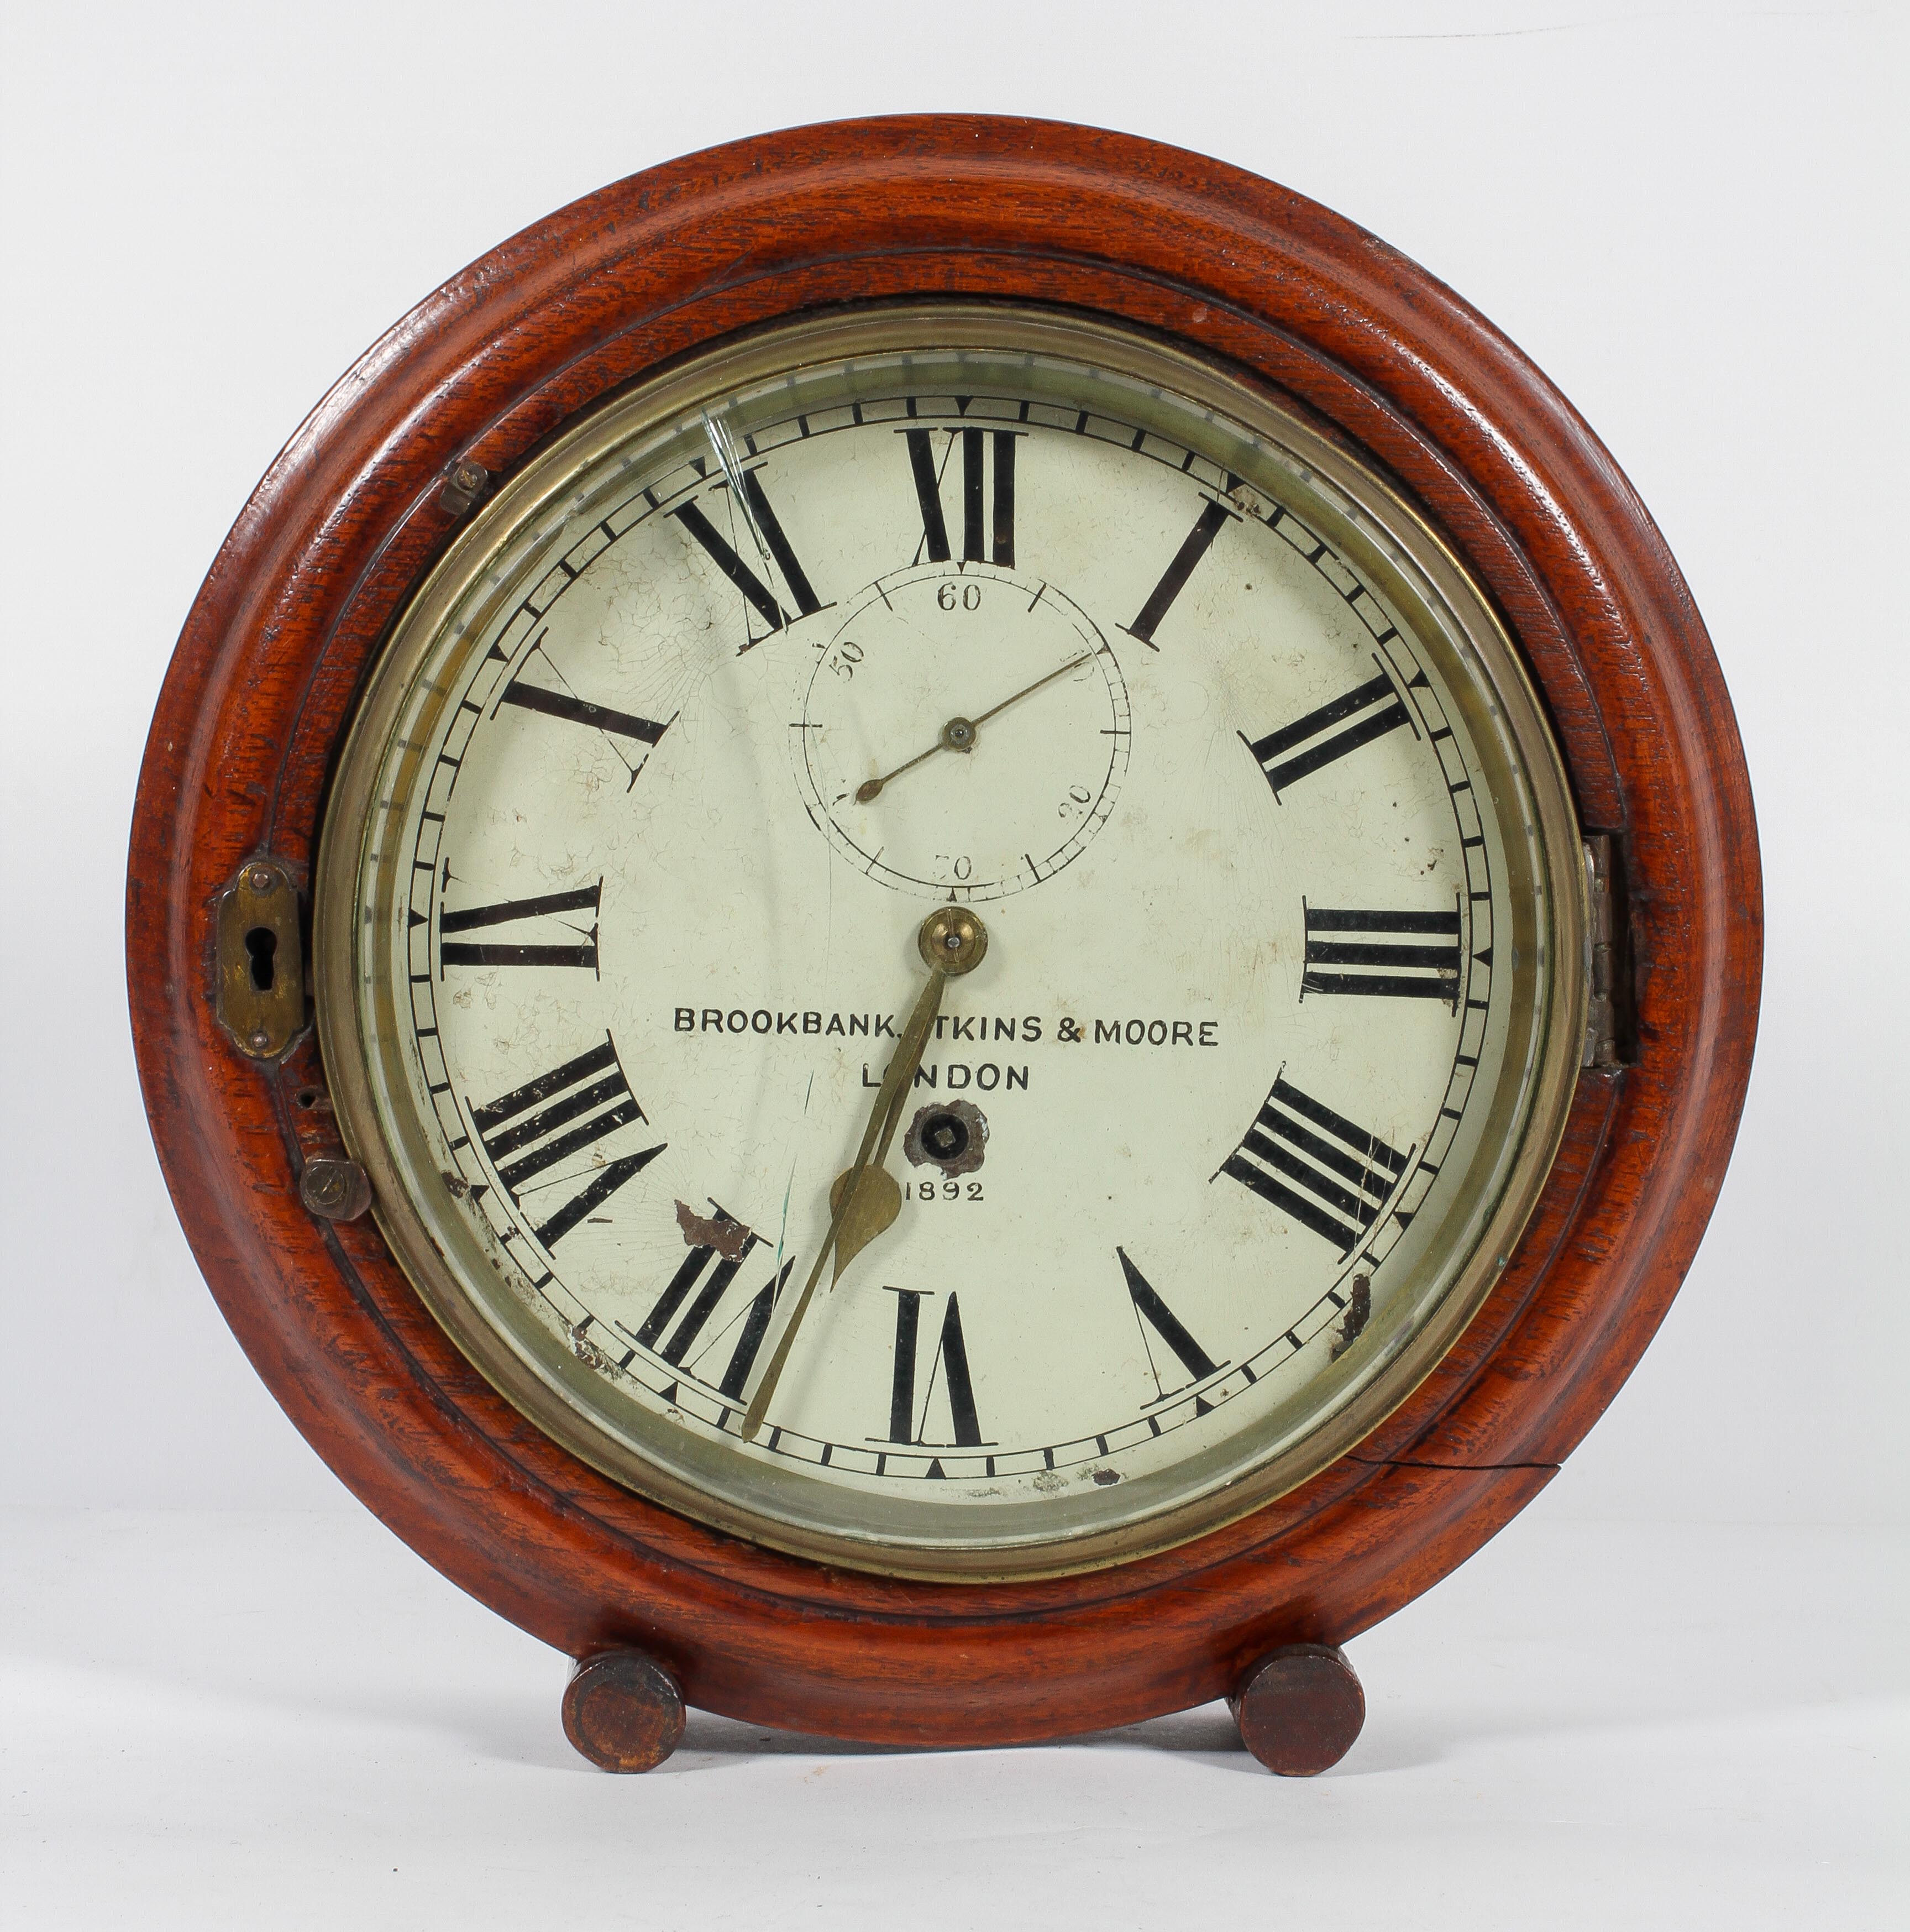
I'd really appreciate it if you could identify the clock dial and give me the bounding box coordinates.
[317,308,1584,1578]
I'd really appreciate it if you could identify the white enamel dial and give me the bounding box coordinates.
[318,309,1584,1579]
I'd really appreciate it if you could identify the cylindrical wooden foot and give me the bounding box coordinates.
[1228,1642,1365,1776]
[561,1649,686,1772]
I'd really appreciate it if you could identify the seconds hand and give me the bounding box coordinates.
[739,907,989,1442]
[856,646,1107,804]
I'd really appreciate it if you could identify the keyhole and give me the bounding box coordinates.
[245,926,277,993]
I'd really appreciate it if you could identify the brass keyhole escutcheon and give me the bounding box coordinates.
[214,859,305,1060]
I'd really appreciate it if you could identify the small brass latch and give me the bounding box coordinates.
[215,858,306,1061]
[1582,834,1621,1070]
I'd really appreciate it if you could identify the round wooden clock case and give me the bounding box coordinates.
[127,117,1760,1773]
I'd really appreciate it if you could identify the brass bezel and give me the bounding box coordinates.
[314,304,1587,1582]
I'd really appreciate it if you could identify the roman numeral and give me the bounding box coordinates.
[469,1036,662,1249]
[902,427,1018,566]
[709,1267,787,1403]
[1303,904,1462,1004]
[1124,498,1234,646]
[1220,1076,1409,1256]
[629,1207,794,1401]
[499,680,671,747]
[1243,673,1411,797]
[1118,1248,1221,1400]
[739,471,823,616]
[673,473,822,638]
[885,1289,983,1453]
[438,881,602,971]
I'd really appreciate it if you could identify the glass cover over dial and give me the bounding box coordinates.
[317,308,1585,1579]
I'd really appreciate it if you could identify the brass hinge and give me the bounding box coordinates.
[1582,834,1620,1069]
[214,858,306,1060]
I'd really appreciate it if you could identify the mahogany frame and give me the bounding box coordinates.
[127,116,1760,1747]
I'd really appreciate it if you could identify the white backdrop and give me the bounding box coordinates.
[1,2,1901,1528]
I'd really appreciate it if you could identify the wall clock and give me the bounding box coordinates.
[128,117,1760,1776]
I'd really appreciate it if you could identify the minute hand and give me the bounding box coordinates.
[738,947,951,1442]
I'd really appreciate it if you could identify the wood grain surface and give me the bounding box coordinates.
[1229,1644,1367,1776]
[126,116,1761,1746]
[561,1651,686,1773]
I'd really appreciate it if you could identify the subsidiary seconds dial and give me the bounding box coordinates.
[796,559,1130,899]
